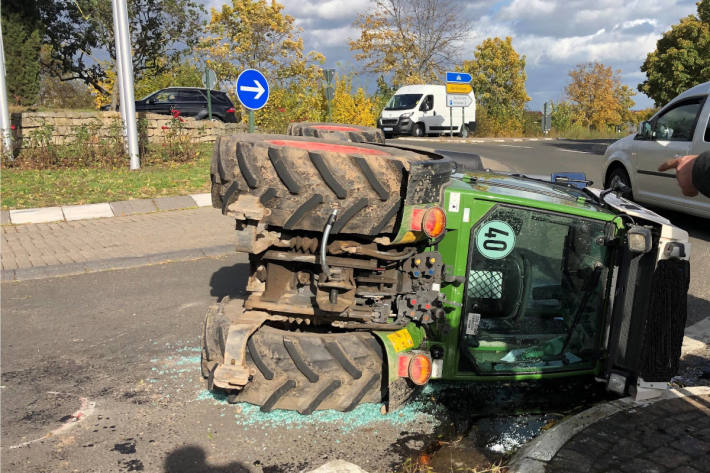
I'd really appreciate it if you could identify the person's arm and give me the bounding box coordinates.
[658,151,710,198]
[692,151,710,198]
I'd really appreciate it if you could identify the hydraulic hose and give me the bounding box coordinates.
[354,246,417,261]
[320,209,338,279]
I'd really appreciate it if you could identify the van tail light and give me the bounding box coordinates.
[226,107,236,113]
[396,352,433,386]
[409,206,446,238]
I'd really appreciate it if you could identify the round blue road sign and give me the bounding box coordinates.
[236,69,269,110]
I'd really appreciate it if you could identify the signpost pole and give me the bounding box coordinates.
[206,67,212,121]
[207,88,212,121]
[450,107,453,137]
[462,107,465,134]
[324,69,335,122]
[248,110,254,133]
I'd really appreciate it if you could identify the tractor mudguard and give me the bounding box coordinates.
[373,324,427,412]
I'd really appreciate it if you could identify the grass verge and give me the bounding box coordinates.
[2,149,212,210]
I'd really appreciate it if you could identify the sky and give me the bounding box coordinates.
[202,0,700,110]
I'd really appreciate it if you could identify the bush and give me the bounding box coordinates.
[150,109,200,163]
[3,114,202,170]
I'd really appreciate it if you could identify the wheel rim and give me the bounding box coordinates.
[414,124,423,137]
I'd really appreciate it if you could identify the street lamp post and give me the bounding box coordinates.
[0,15,12,155]
[112,0,140,169]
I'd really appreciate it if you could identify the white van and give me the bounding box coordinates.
[377,84,476,138]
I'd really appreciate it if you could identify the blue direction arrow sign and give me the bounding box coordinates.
[446,72,472,83]
[236,69,269,110]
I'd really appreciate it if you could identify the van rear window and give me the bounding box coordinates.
[385,94,422,110]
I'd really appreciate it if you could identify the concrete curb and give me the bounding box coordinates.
[507,386,710,473]
[1,244,244,282]
[2,193,212,226]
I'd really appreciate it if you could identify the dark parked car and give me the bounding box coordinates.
[133,87,237,122]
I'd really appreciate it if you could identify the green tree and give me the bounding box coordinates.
[134,61,203,100]
[2,1,42,105]
[38,76,95,109]
[550,101,575,132]
[459,37,530,135]
[638,0,710,105]
[350,0,469,86]
[566,62,635,130]
[37,0,205,96]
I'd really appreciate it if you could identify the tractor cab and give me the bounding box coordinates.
[458,204,610,376]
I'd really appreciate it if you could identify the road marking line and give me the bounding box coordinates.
[560,149,591,154]
[8,394,96,449]
[500,144,533,149]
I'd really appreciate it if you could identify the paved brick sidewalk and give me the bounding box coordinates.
[548,393,710,473]
[509,387,710,473]
[1,207,237,280]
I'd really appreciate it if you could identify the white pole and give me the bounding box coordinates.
[112,0,140,169]
[0,14,12,155]
[111,0,128,131]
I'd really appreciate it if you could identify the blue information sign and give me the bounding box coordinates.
[446,72,472,83]
[236,69,269,110]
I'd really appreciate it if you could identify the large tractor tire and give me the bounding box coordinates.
[287,122,386,144]
[211,134,436,235]
[201,301,386,413]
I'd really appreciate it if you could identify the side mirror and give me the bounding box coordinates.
[637,121,652,139]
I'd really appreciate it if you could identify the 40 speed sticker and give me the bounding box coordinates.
[476,220,516,259]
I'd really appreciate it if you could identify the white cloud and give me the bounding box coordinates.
[281,0,373,21]
[307,25,361,48]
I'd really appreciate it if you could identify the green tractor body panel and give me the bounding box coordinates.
[419,173,621,382]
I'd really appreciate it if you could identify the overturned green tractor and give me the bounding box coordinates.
[203,132,690,414]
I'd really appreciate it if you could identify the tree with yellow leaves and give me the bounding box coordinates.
[460,37,530,135]
[199,0,323,86]
[349,0,469,86]
[331,75,378,127]
[199,0,325,127]
[565,62,635,130]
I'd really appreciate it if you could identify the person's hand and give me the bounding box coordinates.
[658,155,699,197]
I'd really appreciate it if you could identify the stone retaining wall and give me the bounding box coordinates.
[10,110,247,147]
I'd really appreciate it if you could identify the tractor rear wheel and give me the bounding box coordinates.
[201,300,387,413]
[287,122,386,144]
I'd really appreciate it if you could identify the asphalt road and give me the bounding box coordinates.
[0,256,444,472]
[2,138,708,473]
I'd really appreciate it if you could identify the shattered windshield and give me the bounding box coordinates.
[460,205,610,374]
[384,94,422,110]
